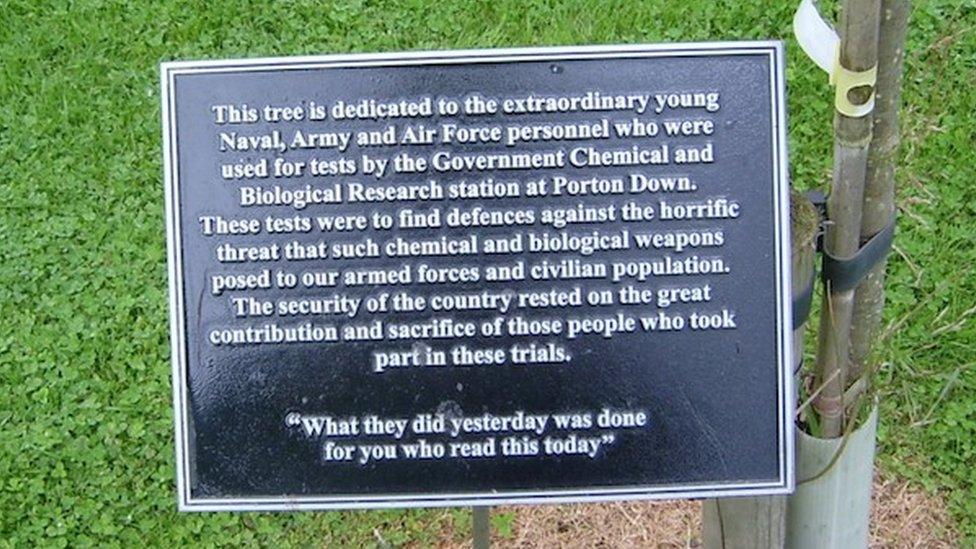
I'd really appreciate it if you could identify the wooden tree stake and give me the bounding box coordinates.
[702,192,819,549]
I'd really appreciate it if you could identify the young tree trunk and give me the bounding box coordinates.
[849,0,910,385]
[814,0,881,438]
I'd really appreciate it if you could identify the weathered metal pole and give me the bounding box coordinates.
[813,0,881,438]
[849,0,910,385]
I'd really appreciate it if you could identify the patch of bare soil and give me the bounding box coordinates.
[436,473,958,548]
[869,474,959,548]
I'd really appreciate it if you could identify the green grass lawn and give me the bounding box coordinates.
[1,0,974,545]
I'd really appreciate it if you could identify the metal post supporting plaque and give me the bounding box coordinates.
[472,506,490,549]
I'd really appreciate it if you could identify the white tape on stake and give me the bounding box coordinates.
[793,0,838,73]
[793,0,876,117]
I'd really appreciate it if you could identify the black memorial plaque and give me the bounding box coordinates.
[161,43,793,511]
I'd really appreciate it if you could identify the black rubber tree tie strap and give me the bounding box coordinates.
[804,189,828,253]
[822,214,896,293]
[793,266,817,331]
[804,188,828,214]
[790,188,827,329]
